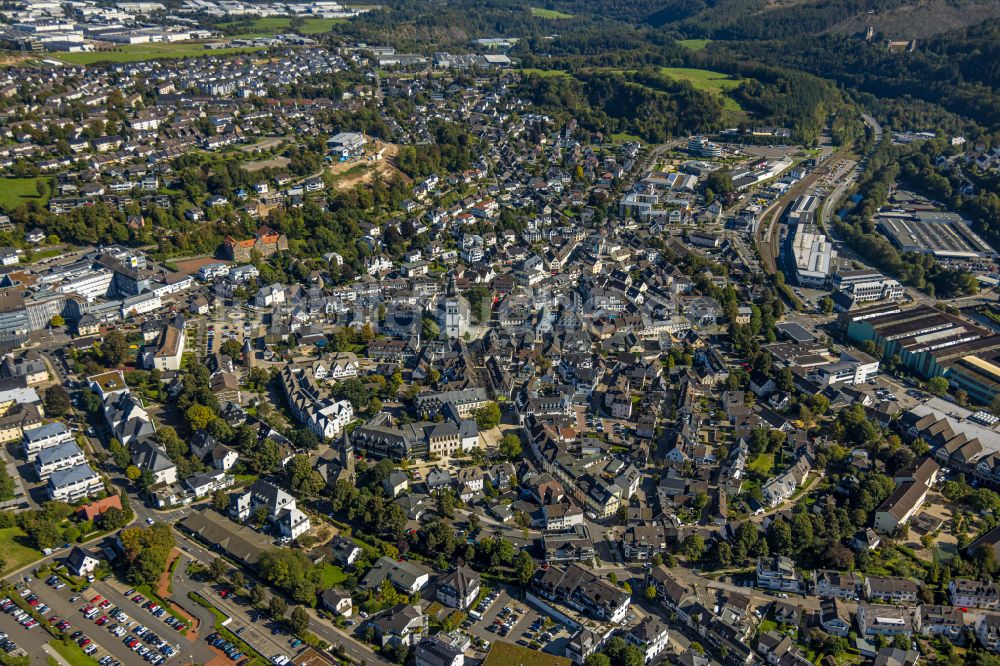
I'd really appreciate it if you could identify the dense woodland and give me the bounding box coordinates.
[519,70,722,142]
[715,21,1000,136]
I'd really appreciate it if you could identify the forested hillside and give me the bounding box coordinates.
[714,20,1000,133]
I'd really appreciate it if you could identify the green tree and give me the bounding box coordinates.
[185,403,216,432]
[43,385,72,418]
[289,606,309,634]
[231,570,246,589]
[49,314,65,327]
[645,585,657,602]
[585,655,612,666]
[210,557,227,581]
[287,454,325,496]
[498,434,522,460]
[125,465,142,481]
[101,329,129,367]
[219,339,243,359]
[212,489,229,512]
[99,506,130,530]
[421,316,439,340]
[514,550,536,587]
[927,376,950,396]
[473,402,501,430]
[681,534,705,561]
[269,595,288,620]
[602,636,644,666]
[250,585,266,607]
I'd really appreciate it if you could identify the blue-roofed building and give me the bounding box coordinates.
[35,440,85,481]
[23,421,73,462]
[47,463,102,501]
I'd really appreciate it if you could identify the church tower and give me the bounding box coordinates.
[445,274,463,339]
[340,428,355,477]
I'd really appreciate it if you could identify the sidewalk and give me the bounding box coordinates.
[42,645,70,666]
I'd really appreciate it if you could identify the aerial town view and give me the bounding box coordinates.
[0,2,998,666]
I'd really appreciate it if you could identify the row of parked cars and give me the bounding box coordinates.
[125,589,187,632]
[3,593,39,630]
[0,632,20,655]
[468,589,499,620]
[489,606,521,638]
[44,575,67,590]
[121,622,177,664]
[205,632,250,664]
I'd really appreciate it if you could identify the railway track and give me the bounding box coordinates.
[754,145,852,276]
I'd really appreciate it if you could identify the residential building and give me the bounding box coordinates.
[414,636,464,666]
[23,421,73,461]
[949,578,1000,610]
[66,547,100,577]
[625,617,670,663]
[856,604,914,638]
[865,577,920,604]
[366,604,427,648]
[231,479,311,541]
[819,597,850,637]
[35,440,86,481]
[48,463,103,501]
[437,565,481,609]
[756,556,803,593]
[533,562,631,623]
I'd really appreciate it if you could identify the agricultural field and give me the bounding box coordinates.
[659,67,746,115]
[530,7,574,18]
[224,16,347,35]
[659,67,740,93]
[678,39,712,51]
[57,42,259,65]
[519,68,572,78]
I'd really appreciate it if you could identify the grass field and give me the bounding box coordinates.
[519,67,571,78]
[57,42,260,65]
[0,177,47,211]
[0,526,42,573]
[320,563,346,587]
[748,453,774,475]
[659,67,739,92]
[482,639,571,666]
[51,639,97,666]
[530,7,574,18]
[224,17,347,34]
[610,132,644,145]
[678,39,712,51]
[758,619,779,634]
[659,67,745,114]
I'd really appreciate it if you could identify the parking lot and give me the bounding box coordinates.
[459,587,571,657]
[0,571,218,666]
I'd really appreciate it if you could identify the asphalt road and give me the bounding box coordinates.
[169,529,395,666]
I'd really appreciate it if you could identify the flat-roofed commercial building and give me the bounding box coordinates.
[876,211,995,259]
[840,304,1000,404]
[787,223,835,288]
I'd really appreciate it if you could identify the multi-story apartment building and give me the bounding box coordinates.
[47,463,103,501]
[35,441,86,481]
[23,421,73,462]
